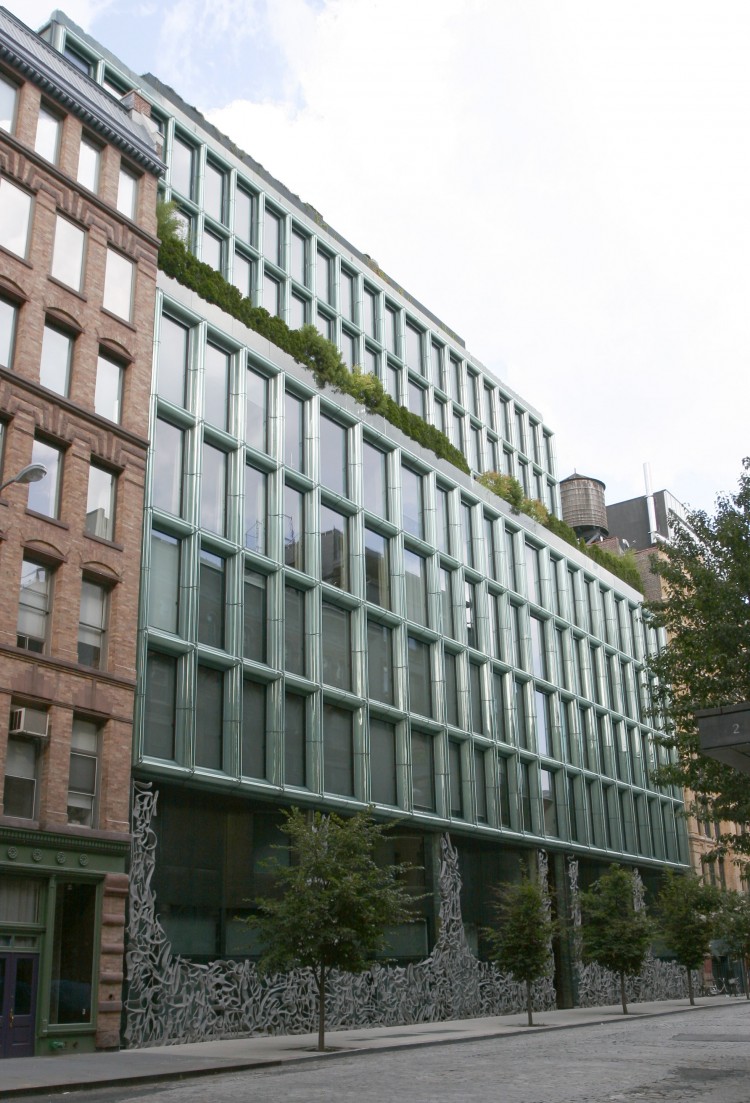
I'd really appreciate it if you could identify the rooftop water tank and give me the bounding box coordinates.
[559,473,608,541]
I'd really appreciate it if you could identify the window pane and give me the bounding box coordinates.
[285,692,307,787]
[284,586,304,674]
[144,651,177,759]
[85,465,115,540]
[246,368,267,451]
[201,444,225,535]
[78,580,107,668]
[405,323,422,373]
[404,549,427,626]
[195,666,223,770]
[0,296,17,368]
[117,166,138,218]
[243,568,266,663]
[449,740,463,817]
[0,73,18,132]
[171,135,194,197]
[241,681,265,778]
[233,250,252,297]
[4,738,36,816]
[401,467,423,538]
[94,353,123,423]
[362,441,387,516]
[364,529,390,608]
[39,324,73,396]
[77,137,100,192]
[320,505,348,589]
[263,275,280,316]
[198,550,224,649]
[408,636,431,717]
[17,559,50,651]
[322,603,351,690]
[204,343,229,430]
[444,651,459,727]
[264,207,282,266]
[158,315,189,407]
[323,704,353,796]
[103,250,134,320]
[284,484,304,570]
[411,731,435,811]
[291,230,307,284]
[203,229,222,271]
[35,105,61,162]
[149,530,179,633]
[235,186,254,243]
[0,179,32,258]
[27,439,61,517]
[244,464,266,553]
[440,569,454,638]
[285,391,304,471]
[317,250,331,302]
[51,217,85,291]
[320,416,347,496]
[367,620,393,704]
[204,161,225,222]
[370,718,397,805]
[152,420,182,516]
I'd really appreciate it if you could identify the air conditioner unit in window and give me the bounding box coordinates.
[9,707,49,739]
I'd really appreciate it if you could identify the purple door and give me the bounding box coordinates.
[0,954,38,1058]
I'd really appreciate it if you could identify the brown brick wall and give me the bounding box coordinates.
[0,64,160,1050]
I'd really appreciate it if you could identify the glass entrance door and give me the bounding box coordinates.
[0,953,38,1058]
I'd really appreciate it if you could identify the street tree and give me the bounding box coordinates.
[714,889,750,999]
[658,871,721,1005]
[247,807,415,1051]
[647,458,750,854]
[484,876,555,1026]
[579,865,653,1014]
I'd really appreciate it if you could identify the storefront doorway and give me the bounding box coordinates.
[0,953,38,1058]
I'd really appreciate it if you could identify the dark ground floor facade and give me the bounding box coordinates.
[0,826,129,1058]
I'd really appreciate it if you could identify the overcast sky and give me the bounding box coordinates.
[14,0,750,515]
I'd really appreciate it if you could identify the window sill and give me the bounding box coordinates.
[83,531,123,552]
[100,307,136,332]
[48,276,87,301]
[25,510,69,530]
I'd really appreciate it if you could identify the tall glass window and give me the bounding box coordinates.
[367,620,393,704]
[204,343,229,430]
[35,104,61,162]
[404,549,427,626]
[158,315,189,407]
[320,505,348,589]
[264,206,282,267]
[171,135,195,198]
[242,680,265,779]
[244,464,266,553]
[77,136,100,192]
[444,650,459,727]
[401,467,423,538]
[149,530,179,633]
[370,718,397,805]
[285,692,306,787]
[320,416,347,496]
[362,441,387,516]
[204,161,225,223]
[78,580,107,668]
[195,665,223,770]
[284,484,304,570]
[411,730,435,812]
[153,420,183,516]
[85,464,116,541]
[51,217,85,291]
[246,367,267,452]
[0,296,17,368]
[103,250,134,321]
[0,73,18,132]
[117,166,138,219]
[0,179,31,259]
[144,651,177,759]
[201,443,226,535]
[198,550,225,649]
[364,528,390,608]
[449,739,463,818]
[284,586,304,674]
[95,352,123,423]
[39,324,73,396]
[323,704,353,796]
[285,391,304,471]
[235,186,254,244]
[322,602,351,690]
[28,439,61,518]
[408,636,431,717]
[243,568,266,663]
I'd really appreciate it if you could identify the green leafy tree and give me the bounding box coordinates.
[647,459,750,854]
[579,866,653,1014]
[247,808,415,1051]
[658,871,721,1005]
[484,877,555,1026]
[714,889,750,999]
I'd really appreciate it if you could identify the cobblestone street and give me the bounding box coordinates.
[20,1001,750,1103]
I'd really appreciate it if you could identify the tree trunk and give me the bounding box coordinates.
[619,971,628,1014]
[317,963,326,1051]
[687,965,695,1006]
[525,979,534,1027]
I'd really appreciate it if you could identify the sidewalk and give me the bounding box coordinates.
[1,997,740,1099]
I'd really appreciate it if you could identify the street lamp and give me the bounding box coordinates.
[0,463,48,497]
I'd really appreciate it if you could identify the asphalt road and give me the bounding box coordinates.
[17,1000,750,1103]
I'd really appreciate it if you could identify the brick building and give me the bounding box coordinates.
[0,7,162,1057]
